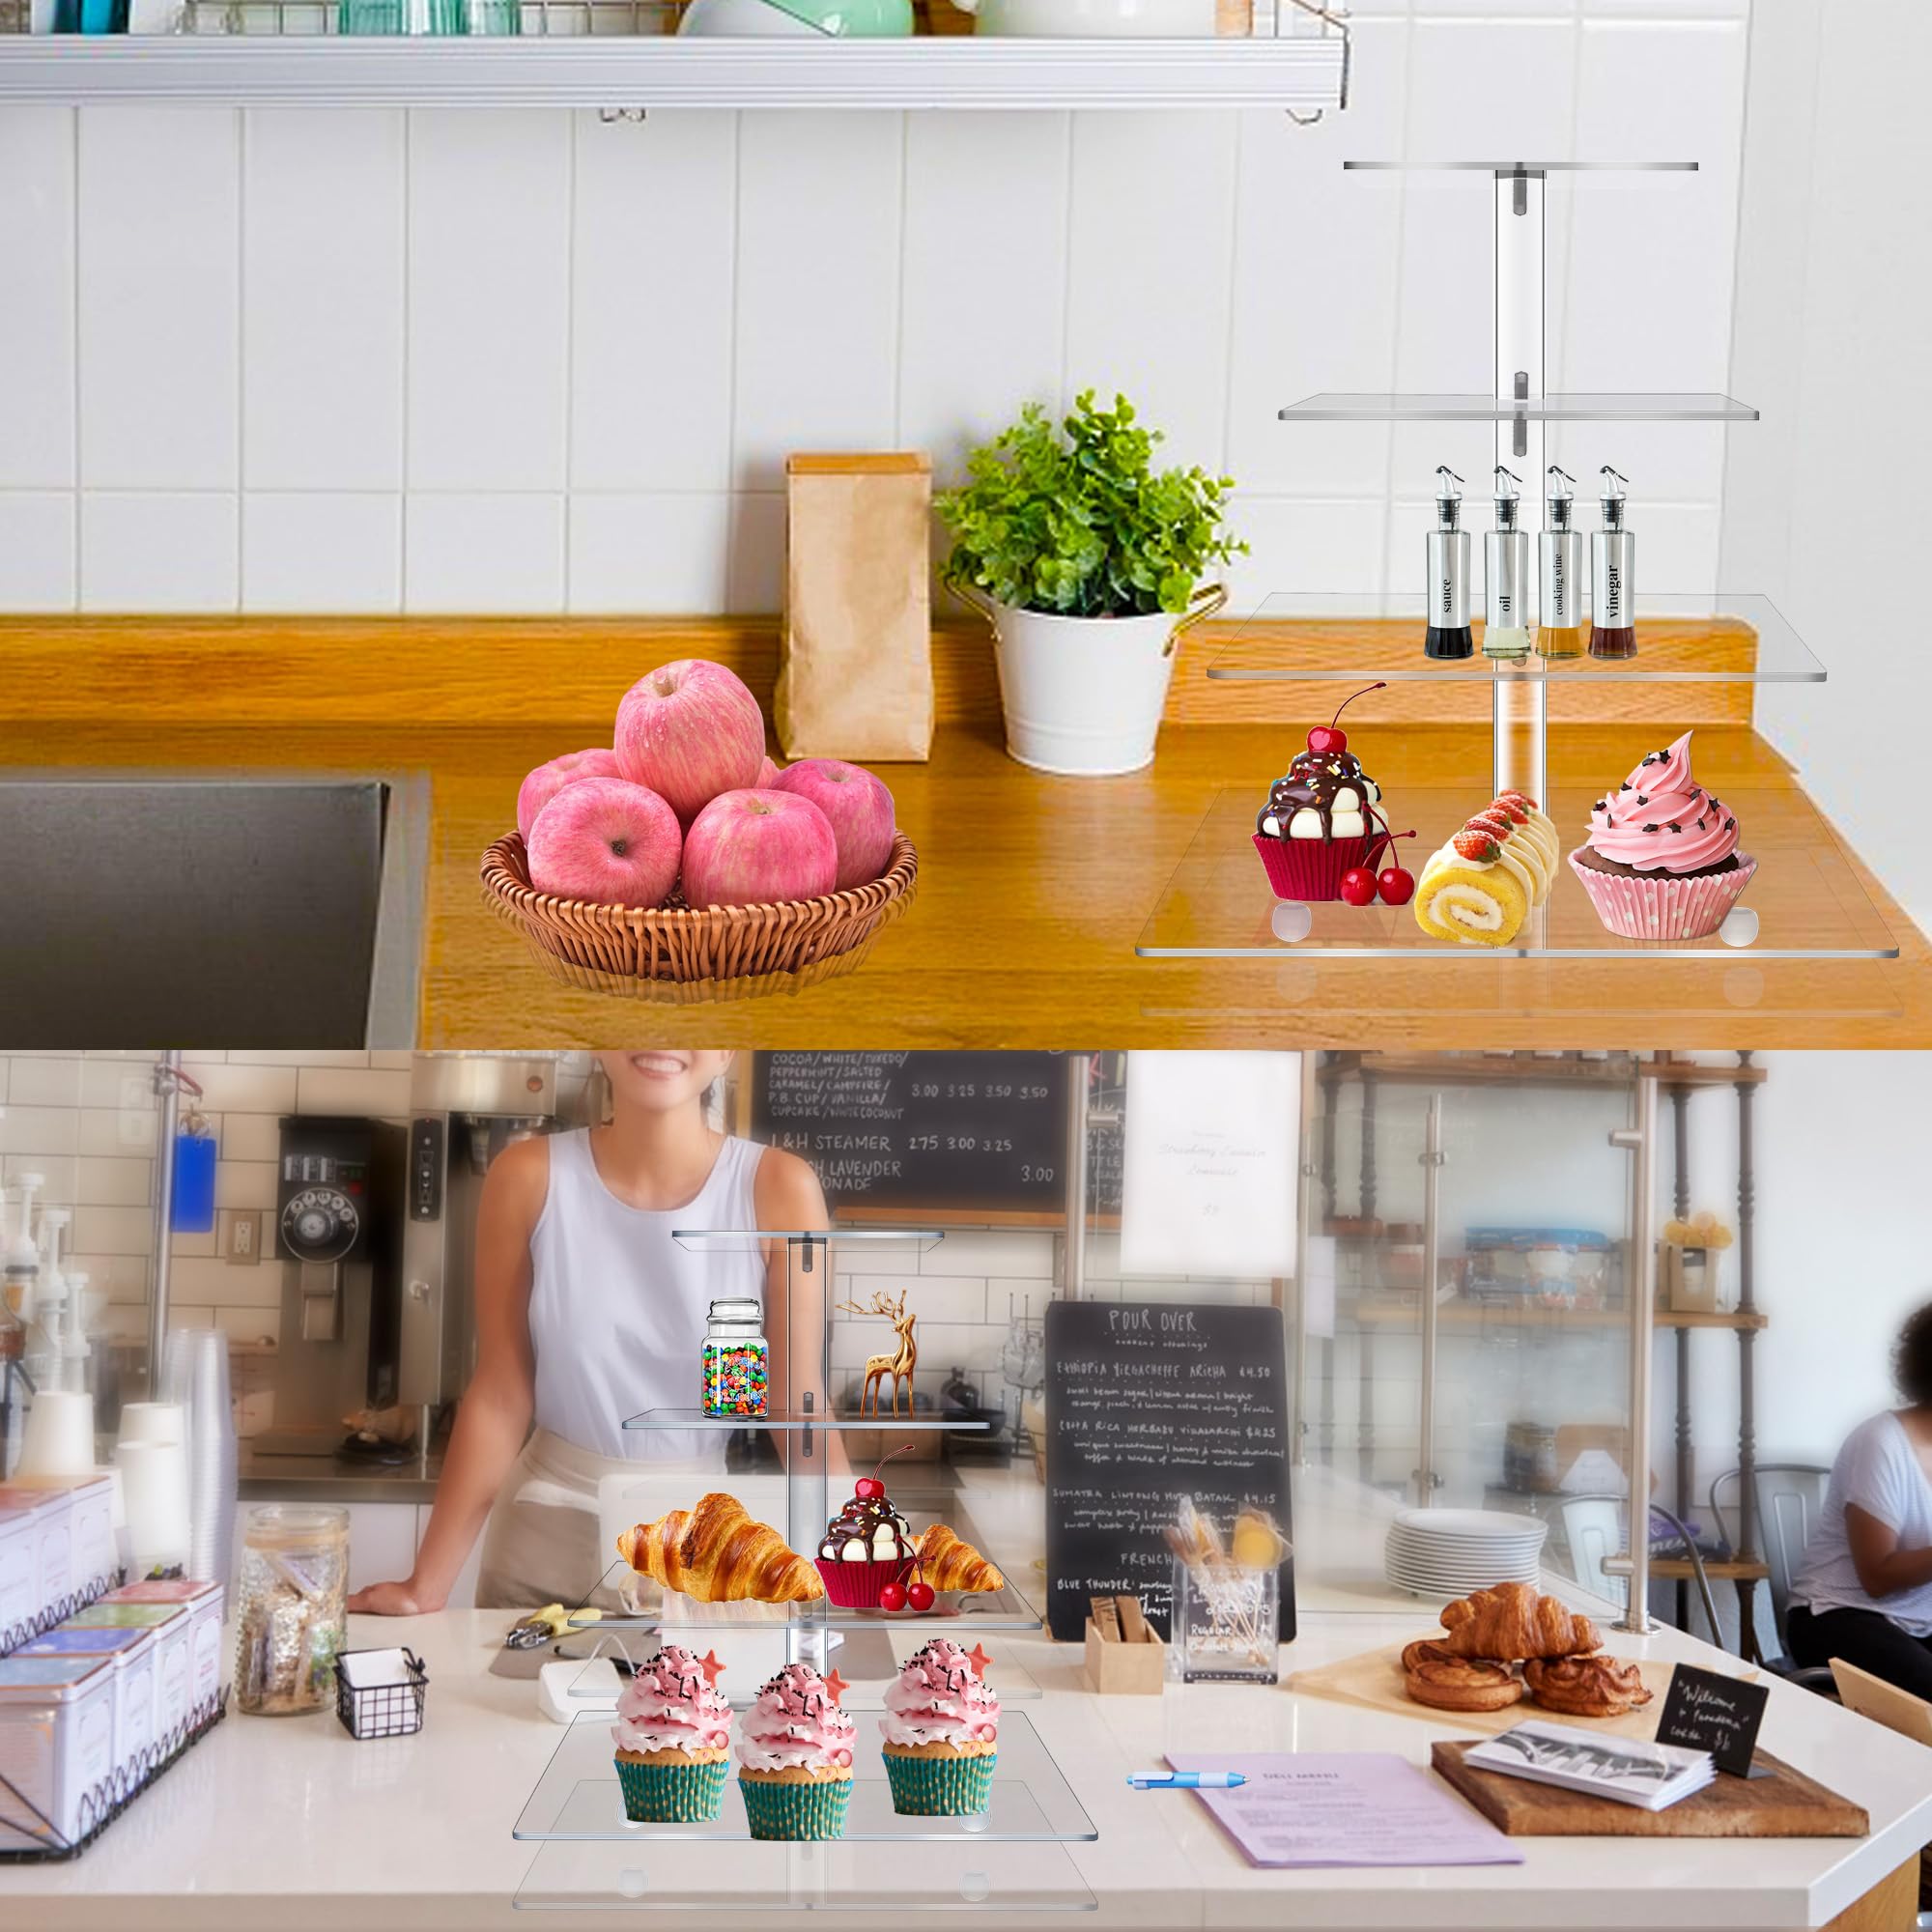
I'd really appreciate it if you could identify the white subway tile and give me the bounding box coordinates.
[1228,497,1390,606]
[6,1057,82,1108]
[218,1305,281,1347]
[0,1064,8,1103]
[215,1112,282,1163]
[169,1254,281,1307]
[898,113,1068,483]
[72,1204,154,1257]
[0,107,76,490]
[79,1253,150,1303]
[407,109,570,493]
[242,493,403,613]
[0,495,77,611]
[79,1059,156,1111]
[733,112,902,490]
[4,1153,78,1202]
[74,1155,151,1208]
[79,1107,156,1157]
[926,1231,1056,1281]
[406,493,565,613]
[79,494,238,613]
[0,1106,80,1157]
[243,109,406,492]
[226,1050,371,1066]
[172,1226,217,1260]
[570,111,737,493]
[295,1065,412,1115]
[567,493,731,614]
[839,1274,988,1327]
[180,1063,298,1113]
[1065,111,1239,475]
[213,1160,278,1211]
[76,107,239,491]
[724,491,784,612]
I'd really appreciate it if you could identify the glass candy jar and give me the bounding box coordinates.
[701,1297,770,1419]
[236,1504,349,1716]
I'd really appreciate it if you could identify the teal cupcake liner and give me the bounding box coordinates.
[883,1748,997,1816]
[739,1772,853,1841]
[613,1752,730,1823]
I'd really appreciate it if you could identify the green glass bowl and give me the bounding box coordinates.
[762,0,913,34]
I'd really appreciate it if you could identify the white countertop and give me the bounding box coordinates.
[4,1604,1929,1932]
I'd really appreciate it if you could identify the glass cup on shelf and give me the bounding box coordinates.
[1172,1557,1280,1685]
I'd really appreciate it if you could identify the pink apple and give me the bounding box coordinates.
[516,746,621,843]
[769,758,895,891]
[526,777,682,909]
[682,788,838,910]
[758,755,781,788]
[613,659,767,825]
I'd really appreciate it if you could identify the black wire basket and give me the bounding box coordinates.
[333,1648,428,1741]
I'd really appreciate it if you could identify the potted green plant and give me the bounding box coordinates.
[937,390,1242,776]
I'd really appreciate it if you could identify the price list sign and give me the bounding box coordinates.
[1044,1299,1293,1642]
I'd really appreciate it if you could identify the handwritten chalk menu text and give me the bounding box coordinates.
[1044,1299,1293,1642]
[751,1053,1072,1216]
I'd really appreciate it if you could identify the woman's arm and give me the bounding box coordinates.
[753,1149,846,1472]
[347,1136,547,1614]
[1845,1502,1932,1601]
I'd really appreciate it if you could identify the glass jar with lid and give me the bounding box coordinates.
[235,1503,349,1716]
[701,1297,769,1419]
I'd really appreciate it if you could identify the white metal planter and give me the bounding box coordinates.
[954,582,1226,777]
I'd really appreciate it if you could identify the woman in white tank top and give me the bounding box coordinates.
[348,1051,829,1613]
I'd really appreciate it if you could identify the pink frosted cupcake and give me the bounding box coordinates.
[610,1644,733,1823]
[736,1662,858,1840]
[1569,732,1756,941]
[879,1638,1001,1816]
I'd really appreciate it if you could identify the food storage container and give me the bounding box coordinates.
[105,1579,226,1717]
[0,1500,36,1641]
[0,1654,117,1853]
[235,1505,348,1716]
[16,1625,157,1777]
[67,1604,194,1747]
[700,1298,769,1419]
[12,1474,117,1597]
[0,1485,73,1629]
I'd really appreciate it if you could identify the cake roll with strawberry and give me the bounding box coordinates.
[1412,791,1560,948]
[1569,732,1755,940]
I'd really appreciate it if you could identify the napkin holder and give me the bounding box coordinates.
[1084,1594,1166,1695]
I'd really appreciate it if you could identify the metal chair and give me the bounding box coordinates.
[1559,1493,1721,1641]
[1710,1463,1837,1690]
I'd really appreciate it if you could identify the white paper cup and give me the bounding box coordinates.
[118,1401,187,1448]
[18,1388,99,1478]
[117,1438,193,1572]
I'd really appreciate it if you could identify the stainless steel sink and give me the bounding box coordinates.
[0,772,428,1049]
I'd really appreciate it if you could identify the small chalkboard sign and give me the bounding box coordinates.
[749,1053,1071,1219]
[1044,1298,1293,1643]
[1656,1664,1770,1777]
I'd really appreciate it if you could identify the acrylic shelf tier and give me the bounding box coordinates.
[515,1712,1094,1845]
[514,1838,1097,1913]
[1206,591,1823,685]
[569,1563,1045,1634]
[625,1407,988,1434]
[1136,783,1897,963]
[1279,392,1757,423]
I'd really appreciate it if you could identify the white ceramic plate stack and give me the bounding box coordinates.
[1383,1508,1547,1602]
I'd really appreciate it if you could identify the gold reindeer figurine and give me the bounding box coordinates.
[837,1288,918,1419]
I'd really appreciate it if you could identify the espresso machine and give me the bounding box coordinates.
[253,1115,406,1456]
[397,1056,576,1463]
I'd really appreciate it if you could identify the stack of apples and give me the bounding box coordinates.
[516,659,897,911]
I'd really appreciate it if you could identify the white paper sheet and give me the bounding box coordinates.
[1119,1053,1299,1279]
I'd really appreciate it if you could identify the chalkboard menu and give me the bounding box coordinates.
[750,1053,1072,1218]
[1044,1299,1293,1643]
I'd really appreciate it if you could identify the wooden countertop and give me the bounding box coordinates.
[6,616,1926,1050]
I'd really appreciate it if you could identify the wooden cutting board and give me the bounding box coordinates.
[1433,1740,1869,1838]
[1290,1639,1685,1738]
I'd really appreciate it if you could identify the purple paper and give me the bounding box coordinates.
[1164,1752,1524,1869]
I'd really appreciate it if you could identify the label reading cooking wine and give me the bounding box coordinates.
[1044,1299,1293,1642]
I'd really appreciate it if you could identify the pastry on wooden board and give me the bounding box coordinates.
[1522,1654,1654,1719]
[1437,1581,1602,1662]
[618,1492,825,1605]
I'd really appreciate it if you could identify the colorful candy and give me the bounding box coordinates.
[701,1339,769,1418]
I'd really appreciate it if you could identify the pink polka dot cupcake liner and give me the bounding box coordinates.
[1567,848,1757,941]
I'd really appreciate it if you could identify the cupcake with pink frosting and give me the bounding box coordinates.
[879,1638,1001,1817]
[1569,732,1756,940]
[610,1644,733,1823]
[735,1662,858,1840]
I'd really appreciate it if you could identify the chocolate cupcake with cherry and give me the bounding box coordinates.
[1253,684,1413,905]
[815,1448,921,1609]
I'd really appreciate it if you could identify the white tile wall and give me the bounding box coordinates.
[0,5,1751,616]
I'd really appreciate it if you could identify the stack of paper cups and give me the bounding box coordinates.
[17,1388,98,1478]
[118,1401,187,1451]
[162,1329,238,1591]
[116,1438,192,1575]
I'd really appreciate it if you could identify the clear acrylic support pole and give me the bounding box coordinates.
[1493,166,1548,804]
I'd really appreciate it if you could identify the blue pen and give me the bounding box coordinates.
[1127,1771,1247,1789]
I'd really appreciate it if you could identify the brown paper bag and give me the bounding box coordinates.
[778,452,934,763]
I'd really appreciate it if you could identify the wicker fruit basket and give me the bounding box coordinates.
[481,829,919,987]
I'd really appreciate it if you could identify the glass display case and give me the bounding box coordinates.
[1290,1055,1652,1619]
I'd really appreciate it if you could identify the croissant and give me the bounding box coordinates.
[617,1492,824,1605]
[1523,1654,1652,1719]
[915,1523,1005,1594]
[1438,1581,1601,1662]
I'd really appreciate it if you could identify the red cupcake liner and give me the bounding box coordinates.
[1567,848,1757,941]
[1253,832,1382,903]
[814,1555,914,1608]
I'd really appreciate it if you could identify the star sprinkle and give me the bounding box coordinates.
[964,1643,994,1678]
[696,1650,726,1688]
[822,1667,850,1706]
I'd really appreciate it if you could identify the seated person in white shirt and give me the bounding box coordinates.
[1787,1302,1932,1699]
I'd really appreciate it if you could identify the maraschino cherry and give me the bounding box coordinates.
[1305,682,1387,758]
[854,1443,915,1503]
[878,1580,908,1612]
[1339,867,1378,907]
[906,1579,936,1613]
